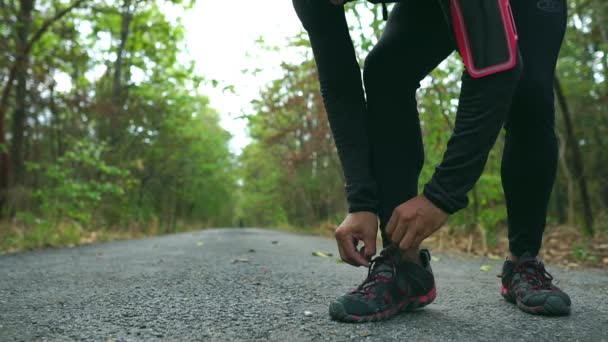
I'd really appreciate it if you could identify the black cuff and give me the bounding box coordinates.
[422,178,467,215]
[345,181,378,214]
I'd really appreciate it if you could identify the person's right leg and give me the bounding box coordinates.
[499,0,571,316]
[502,0,567,261]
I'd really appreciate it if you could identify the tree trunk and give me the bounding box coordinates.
[10,0,35,188]
[0,0,87,216]
[554,77,594,235]
[110,0,133,146]
[556,129,574,226]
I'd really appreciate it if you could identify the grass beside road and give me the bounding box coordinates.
[284,222,608,270]
[2,219,606,270]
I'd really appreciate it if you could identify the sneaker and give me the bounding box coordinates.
[499,253,571,316]
[329,247,436,323]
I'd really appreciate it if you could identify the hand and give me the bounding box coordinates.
[334,211,378,267]
[386,195,449,250]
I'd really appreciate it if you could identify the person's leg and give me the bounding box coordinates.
[363,0,454,247]
[292,0,378,214]
[329,0,452,323]
[498,0,571,317]
[502,0,568,258]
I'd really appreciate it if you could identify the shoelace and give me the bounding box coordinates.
[514,260,555,290]
[350,253,396,297]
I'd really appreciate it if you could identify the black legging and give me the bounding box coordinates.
[292,0,567,257]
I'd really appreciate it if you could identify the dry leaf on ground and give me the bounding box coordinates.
[480,265,493,272]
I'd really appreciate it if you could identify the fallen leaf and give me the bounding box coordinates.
[480,265,493,272]
[431,256,441,262]
[312,251,330,258]
[336,258,344,264]
[359,330,371,337]
[196,241,204,247]
[232,257,249,263]
[487,254,502,261]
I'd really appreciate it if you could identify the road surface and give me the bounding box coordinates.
[1,228,607,341]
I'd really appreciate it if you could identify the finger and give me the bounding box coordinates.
[385,212,398,238]
[399,225,419,250]
[336,230,359,267]
[363,233,377,259]
[340,234,368,267]
[412,230,427,249]
[390,218,408,246]
[347,237,370,267]
[411,216,431,248]
[336,241,353,266]
[358,245,369,263]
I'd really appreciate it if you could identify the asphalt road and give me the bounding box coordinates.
[1,228,607,341]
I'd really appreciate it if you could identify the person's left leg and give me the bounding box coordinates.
[499,0,571,316]
[363,1,453,248]
[329,0,452,323]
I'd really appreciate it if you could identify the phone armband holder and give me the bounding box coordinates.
[448,0,519,78]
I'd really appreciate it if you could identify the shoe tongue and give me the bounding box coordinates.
[371,247,400,276]
[517,252,538,264]
[379,246,402,264]
[515,252,543,274]
[372,261,393,275]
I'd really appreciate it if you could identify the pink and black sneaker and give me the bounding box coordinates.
[500,253,571,316]
[329,247,436,323]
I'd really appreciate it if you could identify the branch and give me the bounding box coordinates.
[0,0,87,114]
[24,0,88,56]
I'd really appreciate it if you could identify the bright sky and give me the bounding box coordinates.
[181,0,303,154]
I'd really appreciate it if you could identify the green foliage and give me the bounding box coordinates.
[572,243,598,263]
[0,0,236,251]
[239,55,346,228]
[9,212,83,250]
[28,140,128,227]
[238,143,289,227]
[1,0,606,253]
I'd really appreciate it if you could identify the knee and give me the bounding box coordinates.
[493,55,524,90]
[507,74,556,134]
[363,45,420,95]
[362,48,382,89]
[292,0,336,32]
[516,73,555,109]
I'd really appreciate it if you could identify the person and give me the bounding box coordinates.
[292,0,570,322]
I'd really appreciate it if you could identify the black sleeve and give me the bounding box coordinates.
[292,0,378,213]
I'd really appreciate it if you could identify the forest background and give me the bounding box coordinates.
[1,0,606,267]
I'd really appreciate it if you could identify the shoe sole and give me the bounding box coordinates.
[500,284,570,316]
[329,286,436,323]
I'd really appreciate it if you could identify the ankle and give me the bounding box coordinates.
[399,248,422,266]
